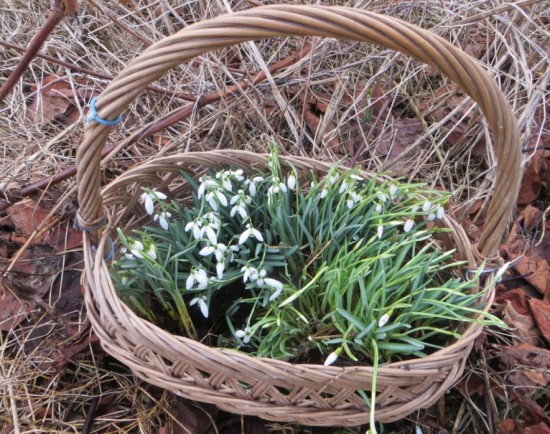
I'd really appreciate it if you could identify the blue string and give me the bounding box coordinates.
[87,97,123,126]
[103,238,115,262]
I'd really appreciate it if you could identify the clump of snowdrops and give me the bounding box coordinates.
[111,146,505,425]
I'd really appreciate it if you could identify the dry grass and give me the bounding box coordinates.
[1,0,548,432]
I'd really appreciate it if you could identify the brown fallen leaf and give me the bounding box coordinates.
[499,344,550,370]
[373,118,424,160]
[502,300,541,345]
[524,422,550,434]
[517,151,548,206]
[528,298,550,345]
[497,419,522,434]
[496,287,532,316]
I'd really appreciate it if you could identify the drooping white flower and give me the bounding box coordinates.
[145,244,157,260]
[241,264,258,283]
[197,179,218,199]
[265,278,284,301]
[255,269,267,286]
[245,176,264,197]
[235,326,253,344]
[339,180,348,194]
[186,268,208,290]
[320,188,328,199]
[201,221,218,244]
[378,192,388,203]
[268,177,287,195]
[190,295,209,318]
[199,243,227,262]
[422,200,432,213]
[389,184,398,197]
[436,205,445,219]
[328,174,338,185]
[141,190,167,215]
[428,212,436,221]
[404,219,414,233]
[377,225,384,239]
[128,240,144,258]
[153,211,171,230]
[375,203,383,213]
[238,224,264,245]
[346,192,362,209]
[378,313,390,328]
[185,220,203,240]
[287,174,296,190]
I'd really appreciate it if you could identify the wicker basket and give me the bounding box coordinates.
[76,5,520,426]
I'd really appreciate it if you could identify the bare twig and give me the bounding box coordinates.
[0,0,75,104]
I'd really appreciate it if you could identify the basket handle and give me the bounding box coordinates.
[76,4,520,257]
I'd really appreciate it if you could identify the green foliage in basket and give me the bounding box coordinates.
[111,146,505,367]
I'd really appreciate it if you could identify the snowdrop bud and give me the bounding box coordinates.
[378,313,390,328]
[320,189,328,199]
[436,205,445,219]
[389,184,398,197]
[324,348,341,366]
[377,225,384,239]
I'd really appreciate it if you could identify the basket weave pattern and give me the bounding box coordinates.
[76,6,520,426]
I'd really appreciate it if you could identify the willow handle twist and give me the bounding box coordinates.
[76,5,520,257]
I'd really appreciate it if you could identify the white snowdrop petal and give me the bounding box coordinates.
[197,269,208,285]
[159,216,169,230]
[264,278,283,290]
[252,228,264,242]
[235,330,245,338]
[199,299,209,318]
[155,191,167,200]
[377,225,384,239]
[205,227,218,244]
[189,297,198,306]
[144,196,154,215]
[404,219,414,233]
[287,175,296,190]
[422,200,432,212]
[238,229,250,245]
[428,212,436,221]
[437,205,445,219]
[216,262,225,279]
[199,246,215,256]
[320,189,328,199]
[217,191,228,206]
[268,287,283,301]
[186,275,194,290]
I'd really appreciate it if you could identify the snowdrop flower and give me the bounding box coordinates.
[185,219,203,240]
[377,225,384,239]
[241,264,258,283]
[228,245,240,263]
[265,278,284,301]
[200,214,220,244]
[324,348,341,366]
[268,177,288,195]
[346,192,362,209]
[153,211,171,230]
[389,184,398,197]
[197,179,218,199]
[235,326,253,344]
[428,212,436,221]
[378,192,388,203]
[320,188,328,199]
[378,313,390,328]
[144,244,157,260]
[404,219,414,233]
[328,174,338,185]
[338,180,348,194]
[436,205,445,219]
[190,295,209,318]
[141,190,167,215]
[255,269,267,286]
[199,243,227,262]
[422,200,432,213]
[215,170,234,191]
[186,268,208,290]
[375,203,383,213]
[205,189,227,211]
[287,174,296,190]
[245,176,264,197]
[230,190,251,219]
[128,240,144,258]
[238,224,264,245]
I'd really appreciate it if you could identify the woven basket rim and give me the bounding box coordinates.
[75,4,520,426]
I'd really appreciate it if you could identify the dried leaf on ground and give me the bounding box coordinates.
[372,118,424,160]
[528,298,550,345]
[7,199,82,251]
[502,300,541,345]
[496,287,532,316]
[524,423,550,434]
[517,150,549,206]
[26,74,94,124]
[503,206,550,296]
